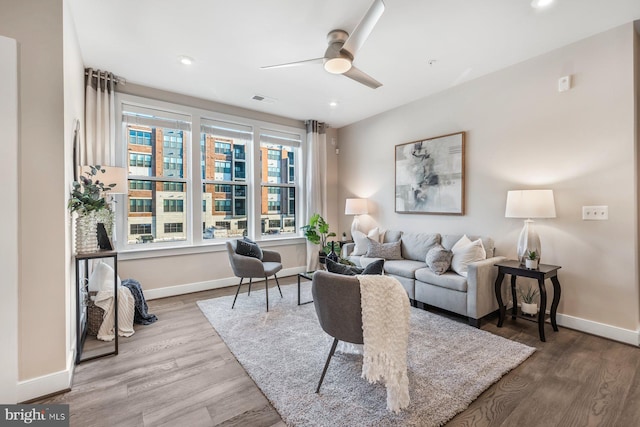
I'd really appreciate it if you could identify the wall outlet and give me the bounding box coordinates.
[582,206,608,220]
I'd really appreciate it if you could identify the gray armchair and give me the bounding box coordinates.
[312,270,363,393]
[226,240,283,312]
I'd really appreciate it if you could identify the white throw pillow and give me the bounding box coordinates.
[451,235,486,277]
[88,261,122,292]
[352,227,382,256]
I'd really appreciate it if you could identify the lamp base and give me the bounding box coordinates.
[517,219,541,264]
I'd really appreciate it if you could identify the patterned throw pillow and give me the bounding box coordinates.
[365,238,402,260]
[236,238,263,260]
[425,244,453,275]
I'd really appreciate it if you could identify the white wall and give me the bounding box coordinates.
[0,34,19,404]
[63,0,86,375]
[0,0,70,399]
[338,23,639,339]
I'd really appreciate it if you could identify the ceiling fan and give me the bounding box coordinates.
[261,0,385,89]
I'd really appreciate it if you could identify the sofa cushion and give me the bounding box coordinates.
[415,268,468,292]
[442,234,495,258]
[366,238,403,260]
[384,259,427,279]
[383,230,403,243]
[425,244,453,275]
[400,232,441,262]
[451,235,486,277]
[362,259,385,275]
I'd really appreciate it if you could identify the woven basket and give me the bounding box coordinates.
[86,292,105,336]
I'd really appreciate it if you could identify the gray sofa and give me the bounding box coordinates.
[343,231,506,327]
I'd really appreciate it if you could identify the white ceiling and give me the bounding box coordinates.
[68,0,640,128]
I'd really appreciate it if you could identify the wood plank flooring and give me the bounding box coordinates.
[36,276,640,426]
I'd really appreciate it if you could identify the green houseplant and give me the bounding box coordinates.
[518,284,539,315]
[301,213,337,264]
[525,250,539,269]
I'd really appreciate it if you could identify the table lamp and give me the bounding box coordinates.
[505,189,556,264]
[345,198,368,234]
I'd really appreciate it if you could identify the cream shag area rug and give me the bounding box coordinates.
[197,283,534,427]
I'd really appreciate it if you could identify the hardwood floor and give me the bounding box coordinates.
[37,276,640,426]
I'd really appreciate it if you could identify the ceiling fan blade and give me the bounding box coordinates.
[260,57,324,69]
[341,0,385,56]
[343,66,382,89]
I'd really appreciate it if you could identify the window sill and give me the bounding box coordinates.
[117,236,307,261]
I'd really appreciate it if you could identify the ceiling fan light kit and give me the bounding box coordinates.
[261,0,385,89]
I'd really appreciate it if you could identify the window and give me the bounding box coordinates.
[129,180,153,190]
[260,131,300,236]
[130,224,151,234]
[118,96,304,249]
[129,129,151,146]
[130,199,152,213]
[201,119,252,240]
[163,199,184,212]
[163,182,184,192]
[122,104,190,245]
[164,223,183,233]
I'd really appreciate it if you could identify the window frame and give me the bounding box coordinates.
[114,93,306,255]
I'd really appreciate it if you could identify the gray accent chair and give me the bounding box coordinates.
[226,240,283,312]
[312,270,363,393]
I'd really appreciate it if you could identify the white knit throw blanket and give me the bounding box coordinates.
[94,286,135,341]
[357,274,410,413]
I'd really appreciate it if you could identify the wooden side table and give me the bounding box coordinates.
[494,260,561,342]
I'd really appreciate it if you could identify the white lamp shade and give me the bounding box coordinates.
[81,165,128,194]
[505,190,556,219]
[345,198,368,215]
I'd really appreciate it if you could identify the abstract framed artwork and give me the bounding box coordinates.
[395,131,465,215]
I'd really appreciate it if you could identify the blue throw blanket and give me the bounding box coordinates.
[122,279,158,325]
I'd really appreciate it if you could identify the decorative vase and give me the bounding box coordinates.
[521,302,538,316]
[517,219,541,264]
[327,241,339,262]
[525,259,538,269]
[76,211,98,253]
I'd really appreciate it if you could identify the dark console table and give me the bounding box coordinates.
[75,250,118,363]
[494,260,561,342]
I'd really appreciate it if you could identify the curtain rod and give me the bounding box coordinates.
[84,70,126,85]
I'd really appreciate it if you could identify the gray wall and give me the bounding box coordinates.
[338,23,639,336]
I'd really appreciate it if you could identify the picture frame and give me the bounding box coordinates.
[395,131,465,215]
[97,222,113,250]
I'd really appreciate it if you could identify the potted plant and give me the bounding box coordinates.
[518,284,539,316]
[525,250,539,269]
[68,165,117,253]
[301,213,336,264]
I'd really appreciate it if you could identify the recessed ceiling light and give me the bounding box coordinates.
[531,0,554,9]
[329,101,338,108]
[179,56,194,65]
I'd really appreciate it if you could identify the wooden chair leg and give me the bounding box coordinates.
[316,338,339,393]
[231,278,244,309]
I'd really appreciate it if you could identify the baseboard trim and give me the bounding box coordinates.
[556,313,640,346]
[17,351,74,403]
[145,266,307,300]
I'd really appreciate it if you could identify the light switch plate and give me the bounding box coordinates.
[582,206,608,220]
